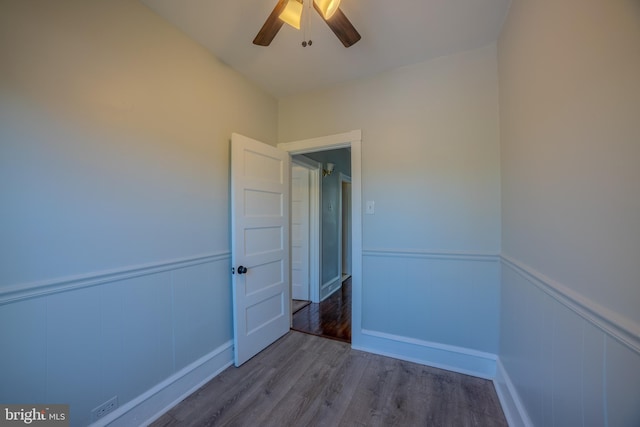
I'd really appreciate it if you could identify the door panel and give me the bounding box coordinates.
[231,133,290,366]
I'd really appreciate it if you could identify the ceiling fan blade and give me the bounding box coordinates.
[314,4,361,47]
[253,0,288,46]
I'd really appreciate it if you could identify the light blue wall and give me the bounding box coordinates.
[497,0,640,425]
[363,253,499,353]
[280,45,502,376]
[0,1,277,426]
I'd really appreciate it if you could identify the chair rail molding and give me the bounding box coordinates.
[363,248,500,262]
[0,251,231,305]
[501,254,640,355]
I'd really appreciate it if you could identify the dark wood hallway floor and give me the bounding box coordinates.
[291,277,351,342]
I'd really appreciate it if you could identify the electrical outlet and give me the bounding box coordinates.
[91,396,118,421]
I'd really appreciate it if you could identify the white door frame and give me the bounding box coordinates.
[338,173,352,280]
[278,130,363,347]
[291,156,322,303]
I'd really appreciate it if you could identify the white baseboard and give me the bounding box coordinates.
[320,274,342,301]
[353,329,497,380]
[92,340,233,427]
[493,359,533,427]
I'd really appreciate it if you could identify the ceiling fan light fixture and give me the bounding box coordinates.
[279,0,303,29]
[314,0,341,19]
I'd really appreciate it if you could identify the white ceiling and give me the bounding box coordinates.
[140,0,511,98]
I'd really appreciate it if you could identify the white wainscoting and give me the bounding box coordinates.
[99,341,233,427]
[0,252,234,427]
[497,255,640,427]
[357,249,501,379]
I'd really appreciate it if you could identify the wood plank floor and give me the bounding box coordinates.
[151,332,507,427]
[292,277,351,343]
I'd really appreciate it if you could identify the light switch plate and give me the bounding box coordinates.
[366,200,375,214]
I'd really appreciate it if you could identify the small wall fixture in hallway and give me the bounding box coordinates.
[323,163,335,177]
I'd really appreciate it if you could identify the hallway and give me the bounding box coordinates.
[291,277,351,343]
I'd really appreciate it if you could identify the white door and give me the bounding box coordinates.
[231,133,290,366]
[291,165,310,300]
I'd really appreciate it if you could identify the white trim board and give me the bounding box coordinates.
[0,252,231,305]
[493,359,534,427]
[354,329,497,380]
[338,173,352,281]
[364,248,500,262]
[278,130,361,154]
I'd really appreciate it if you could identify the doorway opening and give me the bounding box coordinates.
[278,131,361,346]
[290,148,352,342]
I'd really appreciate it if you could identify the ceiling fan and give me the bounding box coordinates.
[253,0,361,48]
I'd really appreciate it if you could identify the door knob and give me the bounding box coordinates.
[237,266,248,275]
